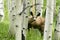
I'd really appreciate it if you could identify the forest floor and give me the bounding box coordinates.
[0,20,55,40]
[0,21,43,40]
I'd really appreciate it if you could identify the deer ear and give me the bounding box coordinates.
[30,11,33,16]
[37,12,41,16]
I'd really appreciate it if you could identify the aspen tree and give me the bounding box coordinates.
[7,0,23,40]
[0,0,4,22]
[7,0,17,36]
[15,0,23,40]
[36,0,43,16]
[22,0,30,40]
[54,6,60,40]
[43,0,55,40]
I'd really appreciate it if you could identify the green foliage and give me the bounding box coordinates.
[0,22,15,40]
[26,29,43,40]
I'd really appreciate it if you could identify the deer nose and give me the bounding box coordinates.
[33,20,35,21]
[33,18,36,21]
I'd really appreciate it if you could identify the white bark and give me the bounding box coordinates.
[36,0,43,16]
[7,0,17,36]
[15,0,23,40]
[22,0,30,40]
[54,6,60,40]
[0,0,4,22]
[7,0,30,40]
[7,0,23,40]
[30,0,36,16]
[43,0,55,40]
[15,14,23,40]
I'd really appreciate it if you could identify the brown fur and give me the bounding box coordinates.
[28,16,45,35]
[28,12,45,35]
[31,17,45,32]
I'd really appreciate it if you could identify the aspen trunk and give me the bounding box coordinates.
[22,0,30,40]
[7,0,17,36]
[54,6,60,40]
[0,0,4,22]
[43,0,55,40]
[36,0,43,16]
[7,0,23,40]
[30,0,36,16]
[15,0,23,40]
